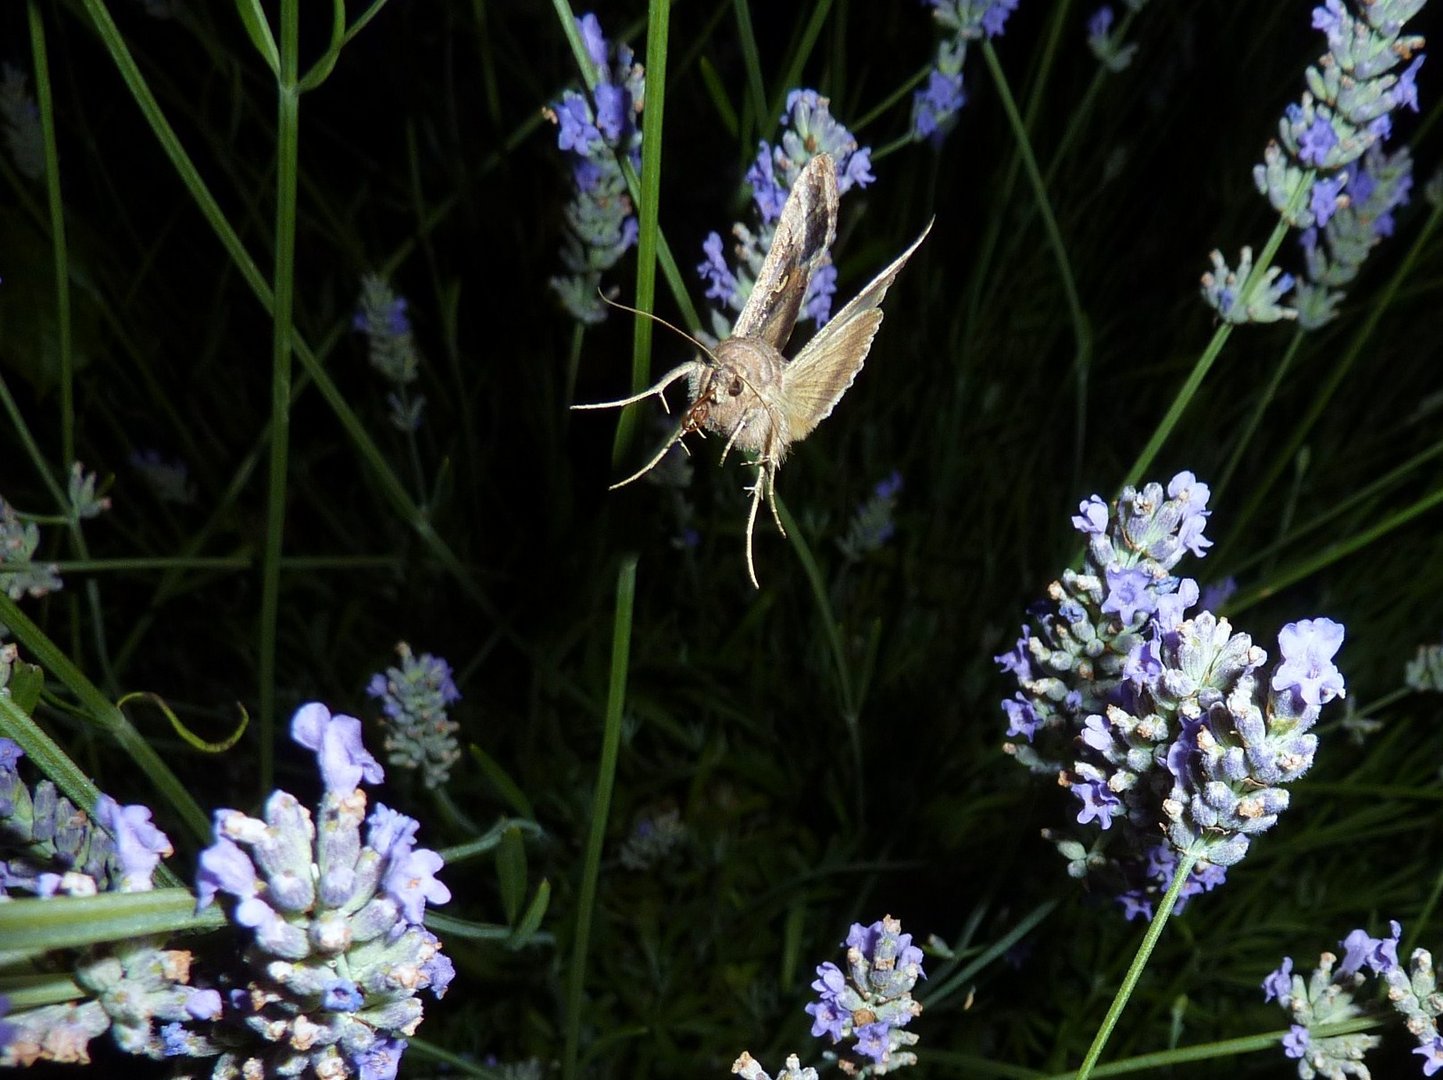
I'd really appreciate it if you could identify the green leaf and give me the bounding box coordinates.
[508,878,551,949]
[468,745,534,819]
[0,889,225,966]
[496,825,527,926]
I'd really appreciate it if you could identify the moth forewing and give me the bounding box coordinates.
[779,218,934,441]
[731,153,839,349]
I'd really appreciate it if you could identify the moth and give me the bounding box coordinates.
[575,151,933,586]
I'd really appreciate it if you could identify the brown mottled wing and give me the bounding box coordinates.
[780,218,933,442]
[731,153,839,352]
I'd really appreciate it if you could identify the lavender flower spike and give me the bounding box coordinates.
[189,703,452,1078]
[999,473,1349,919]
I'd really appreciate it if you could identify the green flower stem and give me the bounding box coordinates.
[981,39,1093,481]
[28,3,72,471]
[551,0,701,338]
[563,557,637,1080]
[769,0,832,125]
[1031,1018,1379,1078]
[28,4,117,691]
[922,899,1058,1013]
[1121,192,1302,493]
[774,494,864,819]
[1220,193,1443,558]
[1073,846,1200,1080]
[1223,436,1443,583]
[614,0,670,465]
[255,0,302,794]
[0,593,208,848]
[731,0,768,138]
[1227,479,1443,615]
[1214,325,1305,506]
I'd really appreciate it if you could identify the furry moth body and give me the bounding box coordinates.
[574,152,932,586]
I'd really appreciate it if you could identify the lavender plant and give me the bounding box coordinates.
[366,642,462,788]
[697,90,873,337]
[1264,921,1443,1077]
[911,1,1021,144]
[999,474,1348,918]
[547,13,646,325]
[354,274,426,432]
[0,703,452,1077]
[735,916,925,1079]
[1203,0,1426,325]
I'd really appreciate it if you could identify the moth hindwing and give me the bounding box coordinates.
[572,152,932,587]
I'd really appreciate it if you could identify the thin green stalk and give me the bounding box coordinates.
[981,40,1092,476]
[731,0,768,137]
[1121,195,1303,491]
[0,593,209,843]
[254,0,302,795]
[774,495,863,821]
[1074,847,1199,1080]
[1227,480,1443,615]
[1222,195,1443,555]
[614,0,670,463]
[29,4,117,691]
[550,0,701,333]
[769,0,833,125]
[1214,326,1305,505]
[562,557,637,1080]
[1225,437,1443,580]
[1034,1019,1379,1079]
[28,4,72,470]
[79,0,497,622]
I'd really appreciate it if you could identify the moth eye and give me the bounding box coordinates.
[728,378,743,397]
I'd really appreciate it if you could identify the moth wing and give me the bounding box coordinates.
[780,218,933,441]
[731,153,839,352]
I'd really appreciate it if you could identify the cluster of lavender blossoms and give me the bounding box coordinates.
[997,473,1348,920]
[548,13,645,325]
[911,1,1020,144]
[1203,0,1426,325]
[732,916,924,1080]
[367,642,462,788]
[354,274,426,431]
[0,722,218,1067]
[0,495,62,603]
[838,471,903,562]
[1265,921,1443,1077]
[1084,2,1149,74]
[1405,639,1443,692]
[185,703,453,1078]
[131,449,197,505]
[804,916,925,1074]
[1,701,453,1076]
[697,90,873,338]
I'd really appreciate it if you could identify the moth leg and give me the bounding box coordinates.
[743,471,765,589]
[717,414,749,467]
[764,460,786,539]
[608,418,691,489]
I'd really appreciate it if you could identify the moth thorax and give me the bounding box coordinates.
[693,336,785,441]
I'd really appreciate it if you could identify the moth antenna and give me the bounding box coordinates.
[571,361,702,411]
[607,417,691,489]
[596,293,721,368]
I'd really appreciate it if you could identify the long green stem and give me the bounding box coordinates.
[256,0,302,794]
[1074,847,1199,1080]
[981,40,1092,475]
[615,0,670,462]
[1214,326,1304,505]
[562,557,637,1080]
